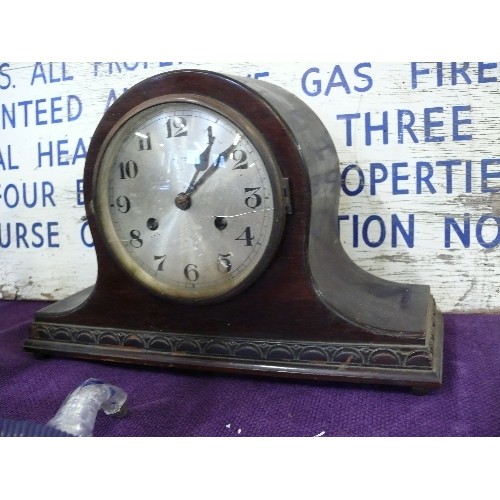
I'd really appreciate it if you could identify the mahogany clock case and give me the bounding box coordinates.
[26,70,443,391]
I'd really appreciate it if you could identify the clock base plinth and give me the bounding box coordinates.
[25,287,443,392]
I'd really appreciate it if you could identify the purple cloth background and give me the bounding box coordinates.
[1,300,498,437]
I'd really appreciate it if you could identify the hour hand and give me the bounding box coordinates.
[175,147,230,211]
[186,126,215,191]
[186,142,237,196]
[195,127,215,171]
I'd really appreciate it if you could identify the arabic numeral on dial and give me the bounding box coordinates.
[116,195,130,213]
[154,255,166,272]
[232,149,248,169]
[138,133,152,151]
[184,263,199,282]
[244,187,262,209]
[166,117,188,138]
[119,160,138,179]
[217,253,232,273]
[235,227,254,246]
[129,230,143,248]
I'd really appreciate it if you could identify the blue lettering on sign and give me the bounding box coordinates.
[478,62,498,83]
[392,163,410,195]
[0,182,56,209]
[0,63,11,90]
[301,63,373,96]
[336,105,472,146]
[94,62,179,76]
[397,110,419,143]
[0,145,19,170]
[411,62,499,88]
[31,62,74,85]
[123,63,141,71]
[105,88,128,111]
[365,111,388,145]
[445,215,470,247]
[452,106,472,141]
[445,214,500,249]
[339,158,484,196]
[370,163,388,194]
[76,179,84,205]
[336,113,360,146]
[1,95,82,129]
[80,220,94,248]
[340,165,365,196]
[37,138,87,167]
[435,160,462,193]
[424,107,445,142]
[93,62,151,76]
[480,159,500,192]
[362,215,386,247]
[451,62,472,85]
[247,72,270,80]
[416,162,436,194]
[338,213,414,248]
[0,221,59,248]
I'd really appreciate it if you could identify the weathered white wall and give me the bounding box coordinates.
[1,61,499,312]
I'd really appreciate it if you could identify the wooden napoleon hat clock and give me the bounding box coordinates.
[25,70,443,391]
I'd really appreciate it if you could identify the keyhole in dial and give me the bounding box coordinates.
[147,218,159,231]
[214,217,228,230]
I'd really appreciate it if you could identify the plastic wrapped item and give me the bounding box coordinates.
[0,379,127,437]
[47,378,128,437]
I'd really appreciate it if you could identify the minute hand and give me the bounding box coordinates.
[185,143,237,196]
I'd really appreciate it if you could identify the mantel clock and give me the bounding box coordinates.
[25,70,443,391]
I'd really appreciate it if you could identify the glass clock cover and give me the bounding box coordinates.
[94,97,285,302]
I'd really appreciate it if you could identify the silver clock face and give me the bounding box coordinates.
[94,96,285,302]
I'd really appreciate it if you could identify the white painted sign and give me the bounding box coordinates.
[1,61,499,312]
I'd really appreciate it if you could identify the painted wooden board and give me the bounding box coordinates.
[1,61,499,312]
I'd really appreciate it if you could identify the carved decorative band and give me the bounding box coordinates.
[31,323,433,370]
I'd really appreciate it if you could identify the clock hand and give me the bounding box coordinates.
[186,126,215,191]
[185,141,238,196]
[175,136,241,211]
[196,126,216,171]
[186,146,231,195]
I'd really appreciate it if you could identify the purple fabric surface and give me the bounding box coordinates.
[0,299,498,437]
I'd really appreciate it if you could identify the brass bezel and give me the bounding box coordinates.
[93,94,286,304]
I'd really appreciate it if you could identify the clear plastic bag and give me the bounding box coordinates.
[47,378,128,437]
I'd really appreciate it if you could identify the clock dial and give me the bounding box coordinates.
[94,97,285,302]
